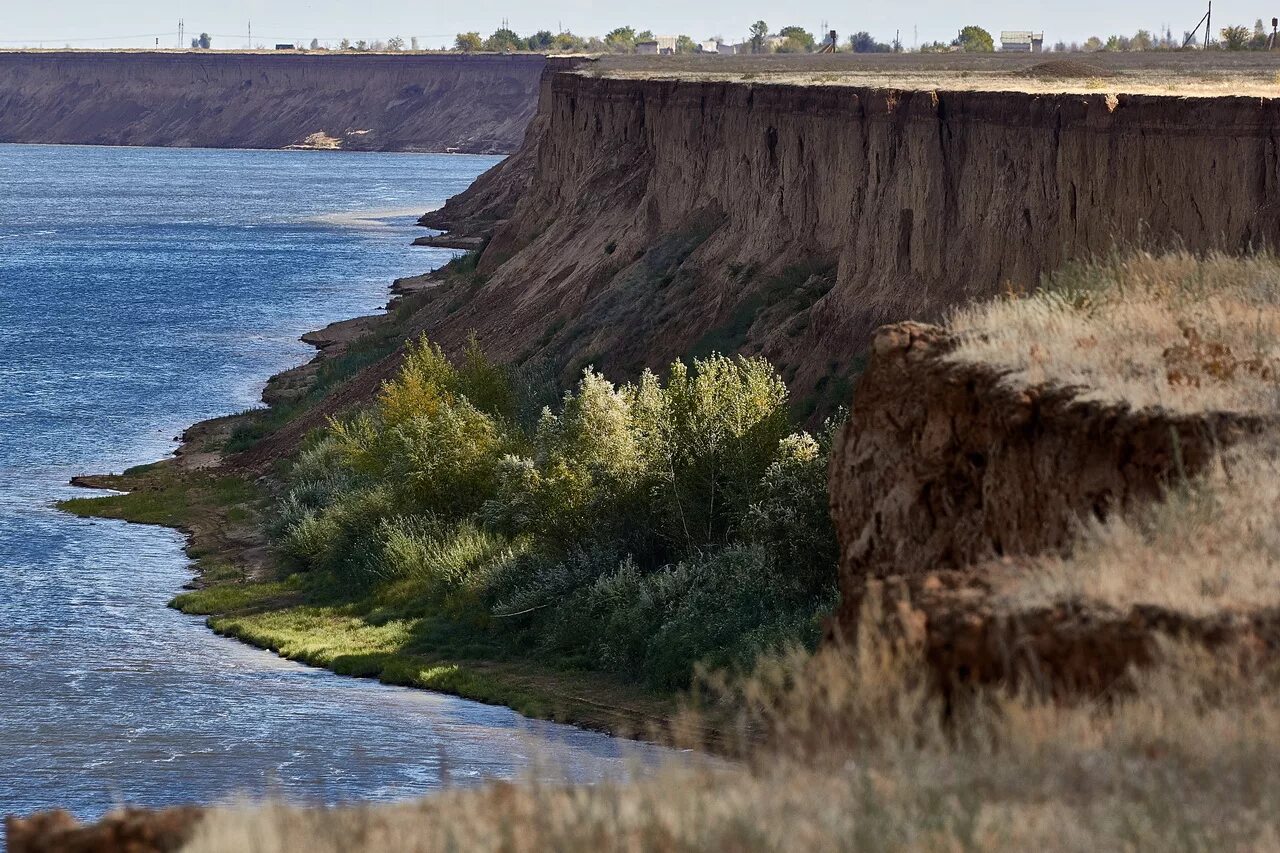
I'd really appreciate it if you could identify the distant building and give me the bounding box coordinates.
[636,35,680,55]
[274,43,296,51]
[999,31,1044,52]
[717,42,744,55]
[697,39,719,53]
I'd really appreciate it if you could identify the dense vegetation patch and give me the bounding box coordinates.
[272,338,839,687]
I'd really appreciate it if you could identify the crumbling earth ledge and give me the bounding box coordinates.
[829,322,1280,691]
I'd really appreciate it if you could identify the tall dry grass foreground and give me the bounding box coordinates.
[184,628,1280,852]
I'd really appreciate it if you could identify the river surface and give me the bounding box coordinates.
[0,145,664,822]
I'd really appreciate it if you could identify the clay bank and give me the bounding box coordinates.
[401,54,1280,416]
[0,50,552,153]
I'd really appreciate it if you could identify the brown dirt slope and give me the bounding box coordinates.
[410,67,1280,412]
[0,51,546,153]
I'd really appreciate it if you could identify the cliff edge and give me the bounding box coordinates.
[419,67,1280,412]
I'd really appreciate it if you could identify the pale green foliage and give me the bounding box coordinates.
[273,341,838,686]
[746,429,840,589]
[488,371,642,543]
[379,516,523,614]
[279,486,398,583]
[631,355,791,551]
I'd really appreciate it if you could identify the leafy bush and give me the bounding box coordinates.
[378,516,522,615]
[271,339,840,687]
[631,356,791,555]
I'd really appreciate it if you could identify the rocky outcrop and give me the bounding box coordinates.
[0,51,546,153]
[828,323,1279,691]
[419,73,1280,408]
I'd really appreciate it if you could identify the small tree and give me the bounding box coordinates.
[1083,35,1104,51]
[190,32,212,49]
[552,31,587,52]
[1253,19,1269,48]
[484,28,523,52]
[1221,25,1251,49]
[953,25,994,52]
[1131,29,1153,50]
[749,20,769,53]
[605,26,637,52]
[849,31,890,53]
[309,38,321,50]
[454,32,483,52]
[387,36,405,51]
[527,30,555,50]
[355,39,369,51]
[339,38,352,50]
[676,35,696,53]
[776,26,815,52]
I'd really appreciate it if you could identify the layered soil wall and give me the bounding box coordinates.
[0,51,546,153]
[828,322,1279,690]
[425,72,1280,405]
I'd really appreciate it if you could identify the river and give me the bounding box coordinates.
[0,144,663,822]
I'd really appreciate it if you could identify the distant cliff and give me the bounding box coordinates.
[0,51,546,153]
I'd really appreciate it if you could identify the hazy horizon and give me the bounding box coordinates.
[0,0,1257,52]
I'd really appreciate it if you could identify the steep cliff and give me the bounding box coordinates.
[0,51,545,153]
[420,70,1280,410]
[827,250,1280,692]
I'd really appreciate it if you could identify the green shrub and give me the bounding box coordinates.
[379,516,522,614]
[279,486,398,584]
[640,545,830,688]
[487,370,644,546]
[631,355,791,556]
[270,338,841,688]
[746,431,840,593]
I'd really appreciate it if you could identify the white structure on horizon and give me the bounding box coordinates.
[1000,31,1045,52]
[636,35,680,54]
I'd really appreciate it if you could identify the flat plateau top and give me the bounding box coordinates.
[591,52,1280,97]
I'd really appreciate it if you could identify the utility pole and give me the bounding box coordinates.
[178,18,184,49]
[1182,2,1214,48]
[248,21,252,50]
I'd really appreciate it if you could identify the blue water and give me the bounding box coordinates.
[0,145,661,822]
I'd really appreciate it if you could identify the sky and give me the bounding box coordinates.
[0,0,1258,51]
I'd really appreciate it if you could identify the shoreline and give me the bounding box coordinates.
[59,264,689,746]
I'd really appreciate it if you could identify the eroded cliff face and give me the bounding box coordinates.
[0,51,545,153]
[828,323,1279,691]
[423,72,1280,407]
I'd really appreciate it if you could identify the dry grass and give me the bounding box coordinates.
[949,253,1280,613]
[948,252,1280,413]
[183,627,1280,852]
[593,53,1280,97]
[1007,443,1280,614]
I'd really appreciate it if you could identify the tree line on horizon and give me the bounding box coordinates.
[182,19,1280,54]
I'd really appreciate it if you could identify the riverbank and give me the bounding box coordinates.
[57,270,685,743]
